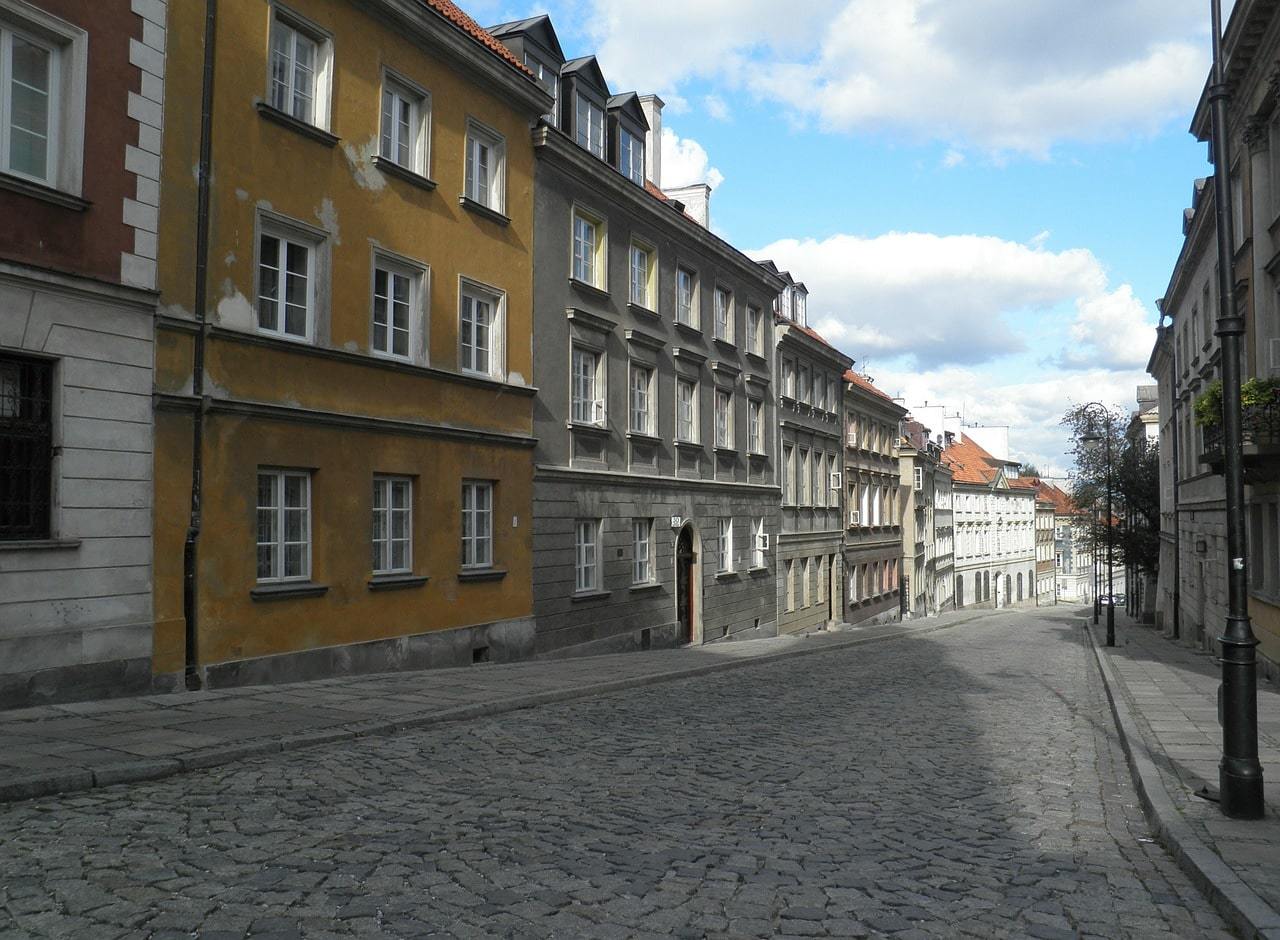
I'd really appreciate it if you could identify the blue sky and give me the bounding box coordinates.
[473,0,1216,474]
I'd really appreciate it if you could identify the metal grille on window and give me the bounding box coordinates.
[0,355,53,540]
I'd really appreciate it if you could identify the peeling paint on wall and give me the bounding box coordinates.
[315,197,341,245]
[224,252,235,266]
[158,302,194,321]
[214,278,254,330]
[235,188,249,201]
[508,371,527,386]
[342,139,386,192]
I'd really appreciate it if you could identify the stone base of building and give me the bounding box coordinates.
[198,615,537,690]
[0,654,155,711]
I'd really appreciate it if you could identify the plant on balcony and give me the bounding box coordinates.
[1193,377,1280,427]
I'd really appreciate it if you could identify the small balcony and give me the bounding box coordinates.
[1201,397,1280,479]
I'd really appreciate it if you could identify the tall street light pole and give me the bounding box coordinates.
[1081,404,1115,647]
[1207,0,1264,819]
[1093,500,1101,625]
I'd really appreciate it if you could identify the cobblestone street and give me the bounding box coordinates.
[0,610,1234,939]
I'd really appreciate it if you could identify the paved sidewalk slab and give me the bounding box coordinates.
[1087,612,1280,939]
[0,610,983,804]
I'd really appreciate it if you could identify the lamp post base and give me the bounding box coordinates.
[1220,760,1265,819]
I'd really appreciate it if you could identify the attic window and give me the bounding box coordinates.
[576,92,604,158]
[619,126,644,185]
[524,52,557,123]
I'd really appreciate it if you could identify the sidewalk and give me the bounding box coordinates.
[0,611,981,805]
[1086,610,1280,939]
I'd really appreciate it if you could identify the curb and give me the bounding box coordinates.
[1083,618,1280,940]
[0,614,984,806]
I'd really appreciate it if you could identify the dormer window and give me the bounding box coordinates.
[619,126,644,185]
[793,291,807,326]
[576,92,604,158]
[524,52,558,124]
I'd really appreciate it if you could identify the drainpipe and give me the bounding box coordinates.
[1170,345,1182,640]
[183,0,218,692]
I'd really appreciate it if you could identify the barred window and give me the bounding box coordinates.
[0,355,53,540]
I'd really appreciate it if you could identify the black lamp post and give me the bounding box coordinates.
[1080,405,1115,648]
[1092,500,1101,625]
[1207,0,1265,819]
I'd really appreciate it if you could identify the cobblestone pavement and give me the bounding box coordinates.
[0,609,1234,939]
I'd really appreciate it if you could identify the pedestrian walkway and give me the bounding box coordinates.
[0,611,981,804]
[1087,610,1280,939]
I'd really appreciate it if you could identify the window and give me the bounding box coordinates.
[576,93,604,158]
[676,267,698,328]
[714,389,733,448]
[572,209,605,287]
[0,354,52,540]
[802,558,811,607]
[752,518,766,568]
[748,398,763,454]
[459,281,503,378]
[269,13,330,127]
[815,374,827,411]
[632,518,653,584]
[379,77,427,173]
[1,21,56,183]
[371,258,419,360]
[257,470,311,582]
[783,445,794,504]
[619,126,644,185]
[571,346,605,425]
[714,286,733,343]
[629,363,653,434]
[461,481,493,567]
[798,363,810,404]
[524,52,557,124]
[464,121,505,212]
[849,565,860,603]
[799,448,810,505]
[718,517,733,573]
[782,359,795,398]
[575,518,600,591]
[794,291,807,325]
[372,476,412,574]
[257,227,316,341]
[677,378,698,442]
[813,452,824,508]
[747,306,763,355]
[629,241,654,308]
[786,560,795,611]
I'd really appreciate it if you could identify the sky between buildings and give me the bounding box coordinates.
[472,0,1222,475]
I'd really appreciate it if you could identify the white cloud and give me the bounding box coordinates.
[661,127,725,190]
[1059,284,1157,370]
[584,0,1207,155]
[752,231,1133,368]
[704,95,731,122]
[941,149,965,169]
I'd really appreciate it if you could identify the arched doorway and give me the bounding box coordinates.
[956,574,964,608]
[1017,572,1023,602]
[675,523,702,644]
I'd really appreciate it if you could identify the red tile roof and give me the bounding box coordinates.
[942,433,999,485]
[844,369,896,403]
[1035,480,1080,516]
[420,0,532,78]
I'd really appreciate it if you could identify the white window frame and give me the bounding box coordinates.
[718,517,734,573]
[572,207,606,288]
[676,266,699,329]
[619,125,644,184]
[676,377,699,443]
[575,518,601,592]
[464,118,506,213]
[714,388,733,449]
[799,448,811,506]
[713,286,734,343]
[256,469,311,583]
[632,517,653,585]
[256,217,323,343]
[267,7,333,130]
[523,51,558,124]
[372,475,412,575]
[748,398,763,454]
[371,252,426,362]
[783,445,795,504]
[747,305,763,355]
[628,239,655,309]
[379,71,430,175]
[0,4,86,195]
[752,518,766,568]
[575,91,605,158]
[458,278,505,379]
[571,344,606,426]
[629,362,654,435]
[461,480,494,568]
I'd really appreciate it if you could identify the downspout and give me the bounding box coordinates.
[183,0,217,691]
[1166,323,1182,640]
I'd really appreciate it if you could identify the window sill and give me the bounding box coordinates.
[459,195,511,226]
[674,320,702,338]
[714,445,738,457]
[569,277,611,302]
[571,588,612,602]
[748,450,768,459]
[629,582,662,593]
[251,581,330,601]
[568,420,611,436]
[674,439,703,449]
[0,538,81,552]
[256,102,339,147]
[368,573,429,592]
[0,172,89,211]
[373,156,437,191]
[748,565,770,575]
[458,566,506,583]
[745,350,768,364]
[715,570,739,580]
[628,302,661,320]
[713,336,737,350]
[627,430,661,444]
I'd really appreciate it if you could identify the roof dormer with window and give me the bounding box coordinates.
[607,92,648,186]
[487,16,565,126]
[562,56,610,160]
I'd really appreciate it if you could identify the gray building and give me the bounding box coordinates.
[843,372,908,626]
[899,419,948,618]
[762,268,852,634]
[492,17,783,654]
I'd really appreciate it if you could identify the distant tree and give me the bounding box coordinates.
[1017,462,1043,478]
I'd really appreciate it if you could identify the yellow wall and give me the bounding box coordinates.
[154,0,542,675]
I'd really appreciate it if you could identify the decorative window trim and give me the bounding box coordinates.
[267,3,334,132]
[676,376,699,444]
[570,343,607,427]
[379,67,431,177]
[255,212,328,344]
[571,203,607,290]
[629,360,655,436]
[458,276,506,380]
[463,117,506,214]
[370,249,428,364]
[628,237,656,310]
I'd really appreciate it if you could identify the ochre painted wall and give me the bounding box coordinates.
[153,0,542,675]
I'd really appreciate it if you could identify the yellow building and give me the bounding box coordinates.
[153,0,552,688]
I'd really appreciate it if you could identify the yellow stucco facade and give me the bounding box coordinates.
[153,0,550,684]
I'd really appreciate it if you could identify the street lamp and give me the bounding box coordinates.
[1207,0,1265,819]
[1080,405,1115,648]
[1092,499,1101,625]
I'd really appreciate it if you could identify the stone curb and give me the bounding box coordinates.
[0,614,983,806]
[1084,618,1280,940]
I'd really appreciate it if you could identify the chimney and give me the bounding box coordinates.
[639,94,663,190]
[663,183,711,228]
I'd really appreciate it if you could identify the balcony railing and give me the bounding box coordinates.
[1202,397,1280,476]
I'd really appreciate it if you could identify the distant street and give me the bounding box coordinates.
[0,610,1232,939]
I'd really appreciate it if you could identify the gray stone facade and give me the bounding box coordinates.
[502,20,784,653]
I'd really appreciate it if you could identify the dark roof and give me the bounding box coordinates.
[487,13,565,62]
[562,55,610,95]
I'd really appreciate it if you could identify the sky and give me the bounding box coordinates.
[472,0,1222,476]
